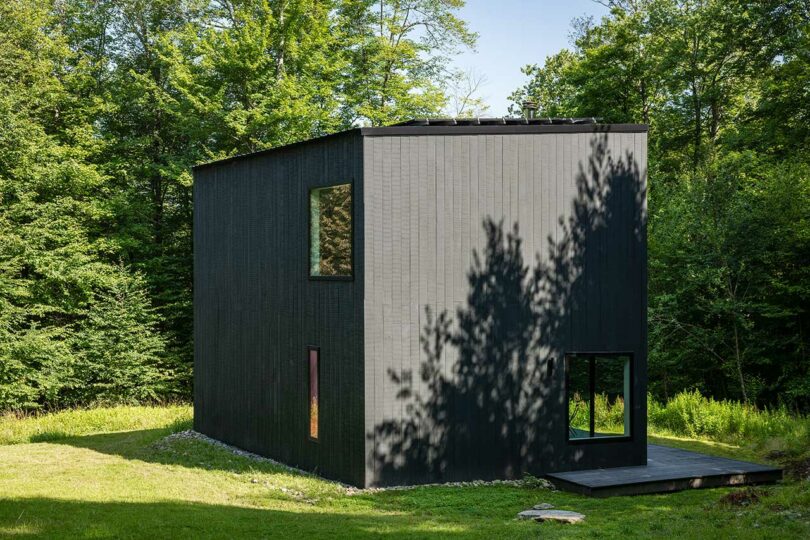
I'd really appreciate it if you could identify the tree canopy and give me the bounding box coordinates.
[1,0,807,413]
[511,0,810,410]
[0,0,474,409]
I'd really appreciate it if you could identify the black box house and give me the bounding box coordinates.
[193,119,648,487]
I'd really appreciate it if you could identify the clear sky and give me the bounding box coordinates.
[449,0,609,116]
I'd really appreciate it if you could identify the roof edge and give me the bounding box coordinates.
[192,123,648,171]
[360,123,648,136]
[192,127,362,172]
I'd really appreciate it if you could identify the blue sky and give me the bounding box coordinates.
[449,0,608,115]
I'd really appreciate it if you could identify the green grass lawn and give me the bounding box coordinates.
[0,406,807,539]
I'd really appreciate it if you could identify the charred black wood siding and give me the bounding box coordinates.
[194,123,647,488]
[362,130,648,486]
[194,130,365,486]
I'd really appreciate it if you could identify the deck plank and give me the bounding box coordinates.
[547,444,782,497]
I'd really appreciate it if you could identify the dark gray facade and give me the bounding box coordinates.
[194,123,648,487]
[193,131,365,486]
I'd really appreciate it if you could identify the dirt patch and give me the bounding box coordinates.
[719,487,763,507]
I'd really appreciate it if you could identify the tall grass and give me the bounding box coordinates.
[569,393,627,434]
[3,392,808,464]
[648,390,810,458]
[568,390,809,459]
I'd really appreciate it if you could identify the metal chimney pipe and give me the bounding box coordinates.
[522,100,538,120]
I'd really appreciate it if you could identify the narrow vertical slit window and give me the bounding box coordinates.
[310,184,352,278]
[308,347,319,440]
[566,353,631,441]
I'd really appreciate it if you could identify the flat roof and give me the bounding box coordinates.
[193,118,648,171]
[393,117,601,126]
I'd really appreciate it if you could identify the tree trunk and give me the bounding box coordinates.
[709,98,720,142]
[691,80,701,171]
[732,319,748,403]
[640,78,650,125]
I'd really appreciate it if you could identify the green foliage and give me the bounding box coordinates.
[648,391,809,446]
[0,0,474,411]
[650,155,810,407]
[0,403,191,445]
[2,0,805,417]
[0,403,808,538]
[70,267,173,404]
[508,50,579,118]
[340,0,476,126]
[512,0,810,410]
[569,394,628,434]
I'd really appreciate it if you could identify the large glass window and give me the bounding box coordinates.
[308,347,319,441]
[310,184,352,278]
[567,353,631,441]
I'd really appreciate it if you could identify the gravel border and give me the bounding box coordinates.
[159,429,555,494]
[159,430,316,477]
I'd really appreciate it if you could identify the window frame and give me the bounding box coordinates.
[307,345,321,443]
[308,182,354,281]
[564,351,634,445]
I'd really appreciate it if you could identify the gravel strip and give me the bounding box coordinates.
[158,429,316,478]
[158,429,555,494]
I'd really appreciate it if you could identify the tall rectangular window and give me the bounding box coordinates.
[567,353,631,441]
[308,347,319,440]
[310,184,352,278]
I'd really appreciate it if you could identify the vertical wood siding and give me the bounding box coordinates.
[363,130,648,486]
[194,131,365,486]
[194,126,646,488]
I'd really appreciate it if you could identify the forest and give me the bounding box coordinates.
[0,0,807,413]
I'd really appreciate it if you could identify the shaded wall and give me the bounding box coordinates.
[362,129,648,486]
[194,131,365,486]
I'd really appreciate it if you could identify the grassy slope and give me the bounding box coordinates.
[0,406,807,539]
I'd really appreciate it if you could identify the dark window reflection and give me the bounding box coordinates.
[567,353,631,440]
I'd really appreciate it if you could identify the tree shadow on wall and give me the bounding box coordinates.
[370,133,646,486]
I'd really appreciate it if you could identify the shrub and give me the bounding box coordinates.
[648,390,810,457]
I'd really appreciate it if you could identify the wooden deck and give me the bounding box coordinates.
[547,444,782,497]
